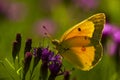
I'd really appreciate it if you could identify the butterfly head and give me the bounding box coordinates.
[52,39,60,46]
[52,39,64,51]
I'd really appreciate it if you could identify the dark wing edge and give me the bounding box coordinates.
[88,13,105,66]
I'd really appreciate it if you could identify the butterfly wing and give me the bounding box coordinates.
[61,44,102,71]
[60,13,105,41]
[59,13,105,70]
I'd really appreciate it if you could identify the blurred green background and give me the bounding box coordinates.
[0,0,120,80]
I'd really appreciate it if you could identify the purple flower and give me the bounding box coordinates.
[40,47,63,80]
[113,30,120,43]
[103,23,119,36]
[12,34,21,62]
[24,52,32,65]
[0,1,26,21]
[6,2,27,21]
[72,0,99,10]
[48,54,62,75]
[41,48,54,63]
[63,71,71,80]
[23,52,32,80]
[48,54,62,80]
[24,39,32,56]
[39,0,61,11]
[106,41,117,56]
[33,47,42,68]
[40,48,54,80]
[12,41,19,62]
[0,0,9,15]
[102,23,120,56]
[103,24,113,36]
[34,19,57,37]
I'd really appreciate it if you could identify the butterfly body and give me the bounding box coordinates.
[52,13,105,71]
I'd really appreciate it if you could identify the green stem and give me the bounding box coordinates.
[30,67,35,80]
[48,74,56,80]
[5,58,15,70]
[39,63,48,80]
[22,72,26,80]
[0,59,15,80]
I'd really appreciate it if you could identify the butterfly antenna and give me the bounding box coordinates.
[42,26,53,40]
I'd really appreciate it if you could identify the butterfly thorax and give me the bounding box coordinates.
[52,39,68,53]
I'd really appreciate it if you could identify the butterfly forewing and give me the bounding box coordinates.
[60,13,105,42]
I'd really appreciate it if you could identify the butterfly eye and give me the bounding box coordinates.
[78,28,81,31]
[64,48,69,51]
[52,39,60,46]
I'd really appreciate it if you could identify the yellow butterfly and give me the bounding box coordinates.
[52,13,105,71]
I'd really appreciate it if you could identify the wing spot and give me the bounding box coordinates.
[78,28,81,31]
[84,36,88,40]
[81,47,86,51]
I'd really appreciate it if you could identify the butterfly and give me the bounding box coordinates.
[52,13,105,71]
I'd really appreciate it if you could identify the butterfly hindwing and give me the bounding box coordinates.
[61,46,95,71]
